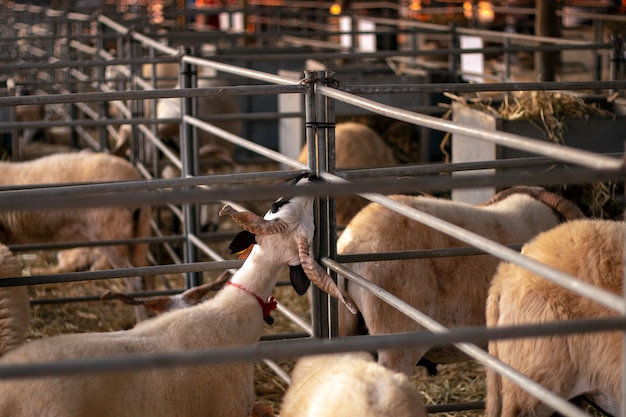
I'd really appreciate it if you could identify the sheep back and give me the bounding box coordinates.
[0,152,152,321]
[337,189,580,374]
[0,152,142,186]
[486,219,624,417]
[280,352,426,417]
[0,152,149,249]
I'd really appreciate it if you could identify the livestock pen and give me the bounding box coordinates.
[0,2,625,416]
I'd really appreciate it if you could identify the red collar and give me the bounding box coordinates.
[226,282,277,323]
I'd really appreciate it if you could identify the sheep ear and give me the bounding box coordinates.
[289,265,311,295]
[101,291,173,314]
[229,230,256,255]
[180,271,230,304]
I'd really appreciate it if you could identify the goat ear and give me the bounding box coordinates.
[229,230,256,255]
[289,265,311,295]
[140,298,176,314]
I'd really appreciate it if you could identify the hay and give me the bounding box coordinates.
[444,91,622,219]
[446,90,614,145]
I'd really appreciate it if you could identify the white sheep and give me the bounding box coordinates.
[279,351,427,417]
[0,244,30,357]
[0,151,153,322]
[0,174,355,417]
[298,122,398,227]
[486,219,623,417]
[337,186,585,376]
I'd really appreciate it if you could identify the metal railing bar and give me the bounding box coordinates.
[8,235,183,252]
[0,260,245,288]
[425,401,485,413]
[131,31,179,56]
[323,259,595,417]
[327,192,625,313]
[0,167,623,212]
[184,116,309,170]
[136,123,183,170]
[149,220,184,266]
[0,114,263,133]
[336,244,523,263]
[374,15,596,46]
[338,154,625,180]
[260,333,310,341]
[319,86,625,172]
[342,80,626,94]
[33,290,184,305]
[262,359,291,385]
[275,302,313,336]
[0,84,306,107]
[0,317,622,380]
[182,55,302,86]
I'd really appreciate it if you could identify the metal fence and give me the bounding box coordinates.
[0,2,625,416]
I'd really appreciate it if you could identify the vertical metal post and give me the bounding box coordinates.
[179,51,202,288]
[504,37,511,83]
[593,20,603,84]
[315,70,331,340]
[535,0,558,82]
[94,19,108,152]
[448,23,460,82]
[128,40,141,165]
[305,70,339,340]
[610,32,625,93]
[322,71,339,339]
[68,20,79,150]
[304,70,328,340]
[303,71,317,172]
[147,46,160,177]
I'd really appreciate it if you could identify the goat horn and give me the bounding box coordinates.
[219,205,288,235]
[534,189,586,221]
[297,236,357,314]
[479,186,585,221]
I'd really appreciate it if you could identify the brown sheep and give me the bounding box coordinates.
[486,219,623,417]
[337,186,585,376]
[298,122,398,227]
[0,152,153,322]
